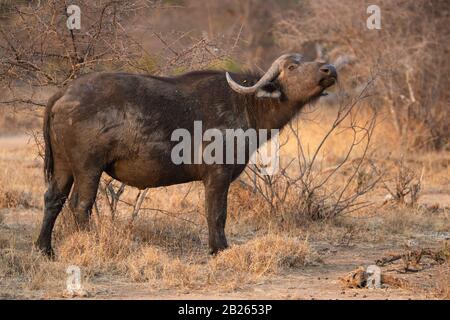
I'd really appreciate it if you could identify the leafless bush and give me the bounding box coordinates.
[378,157,424,207]
[98,178,126,221]
[274,0,450,151]
[0,185,34,209]
[0,0,236,109]
[241,75,381,222]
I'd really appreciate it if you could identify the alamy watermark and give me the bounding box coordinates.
[171,121,280,175]
[366,265,382,289]
[367,5,381,30]
[66,5,81,30]
[66,265,83,295]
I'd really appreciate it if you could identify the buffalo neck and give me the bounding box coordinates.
[240,94,305,132]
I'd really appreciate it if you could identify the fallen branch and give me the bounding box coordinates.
[376,247,448,270]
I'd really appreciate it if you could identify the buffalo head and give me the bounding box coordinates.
[226,53,337,102]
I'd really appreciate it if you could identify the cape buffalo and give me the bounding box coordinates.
[35,53,337,256]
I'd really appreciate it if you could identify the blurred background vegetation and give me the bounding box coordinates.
[0,0,449,151]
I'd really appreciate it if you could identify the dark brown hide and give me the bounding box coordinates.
[36,54,336,256]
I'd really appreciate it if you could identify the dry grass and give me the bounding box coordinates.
[57,219,135,275]
[0,179,319,294]
[131,216,203,255]
[0,186,34,209]
[0,236,64,293]
[123,233,317,290]
[414,242,450,299]
[434,261,450,299]
[123,246,202,288]
[377,206,450,237]
[0,104,449,299]
[0,135,43,211]
[210,234,315,276]
[1,219,318,295]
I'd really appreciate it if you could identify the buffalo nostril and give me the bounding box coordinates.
[319,64,337,79]
[320,66,331,75]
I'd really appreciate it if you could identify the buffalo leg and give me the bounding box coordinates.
[68,171,101,230]
[204,177,230,254]
[35,168,73,257]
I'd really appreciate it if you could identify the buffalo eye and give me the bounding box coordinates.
[287,64,299,71]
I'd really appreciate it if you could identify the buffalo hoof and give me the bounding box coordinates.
[74,215,91,231]
[209,243,229,255]
[34,242,55,259]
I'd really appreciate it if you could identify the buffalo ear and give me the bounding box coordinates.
[256,82,282,99]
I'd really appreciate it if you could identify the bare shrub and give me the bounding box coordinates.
[275,0,450,151]
[0,1,237,109]
[227,182,270,229]
[240,76,381,223]
[378,157,424,207]
[101,179,126,220]
[0,186,34,209]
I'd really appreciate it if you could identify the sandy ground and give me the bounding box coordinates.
[0,134,449,300]
[3,208,447,300]
[88,242,445,300]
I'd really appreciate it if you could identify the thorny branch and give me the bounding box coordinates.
[242,73,382,221]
